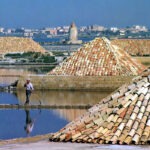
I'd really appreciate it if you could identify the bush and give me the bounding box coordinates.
[5,52,57,63]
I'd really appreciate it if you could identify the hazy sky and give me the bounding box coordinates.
[0,0,149,28]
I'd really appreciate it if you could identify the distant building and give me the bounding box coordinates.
[79,26,87,32]
[134,25,148,32]
[42,28,57,35]
[119,29,126,36]
[5,29,12,34]
[63,26,70,33]
[67,22,82,44]
[130,25,148,33]
[110,27,118,32]
[0,27,4,33]
[24,32,33,37]
[91,25,106,31]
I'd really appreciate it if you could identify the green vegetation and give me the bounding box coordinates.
[5,52,57,63]
[52,51,65,56]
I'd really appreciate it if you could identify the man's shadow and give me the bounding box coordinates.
[24,109,41,136]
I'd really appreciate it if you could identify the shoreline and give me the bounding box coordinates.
[1,140,150,150]
[0,56,149,66]
[0,62,58,66]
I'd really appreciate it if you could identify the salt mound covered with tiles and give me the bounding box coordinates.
[48,37,145,76]
[49,68,150,145]
[0,37,45,54]
[112,39,150,56]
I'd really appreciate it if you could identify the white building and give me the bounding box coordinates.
[0,27,4,33]
[62,26,70,33]
[119,29,126,36]
[5,29,12,34]
[110,27,119,32]
[79,26,88,32]
[41,27,57,35]
[134,25,148,32]
[91,25,106,31]
[131,25,148,33]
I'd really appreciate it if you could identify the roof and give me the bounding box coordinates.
[48,37,146,76]
[49,68,150,145]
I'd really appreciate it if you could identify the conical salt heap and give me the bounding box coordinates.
[0,37,46,54]
[112,39,150,56]
[49,68,150,145]
[48,37,145,76]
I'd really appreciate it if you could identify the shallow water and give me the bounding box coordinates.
[0,92,18,104]
[0,90,112,140]
[0,90,111,106]
[0,109,68,140]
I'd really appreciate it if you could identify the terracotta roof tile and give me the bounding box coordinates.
[48,37,146,76]
[49,68,150,145]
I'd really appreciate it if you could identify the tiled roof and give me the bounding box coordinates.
[48,37,145,76]
[112,39,150,56]
[49,68,150,145]
[0,37,46,54]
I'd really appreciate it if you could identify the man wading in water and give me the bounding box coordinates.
[24,79,34,104]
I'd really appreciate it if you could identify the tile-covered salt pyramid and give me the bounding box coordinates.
[48,37,146,76]
[49,68,150,145]
[112,39,150,56]
[0,37,46,54]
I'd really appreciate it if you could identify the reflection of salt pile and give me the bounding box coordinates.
[50,68,150,145]
[112,39,150,56]
[0,37,46,55]
[18,91,109,106]
[53,109,86,122]
[48,37,145,76]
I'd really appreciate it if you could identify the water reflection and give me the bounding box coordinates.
[0,90,113,139]
[0,109,68,140]
[24,109,41,136]
[17,90,111,106]
[53,109,87,121]
[0,90,112,121]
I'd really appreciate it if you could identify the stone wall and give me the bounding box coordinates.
[17,75,134,91]
[0,37,45,54]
